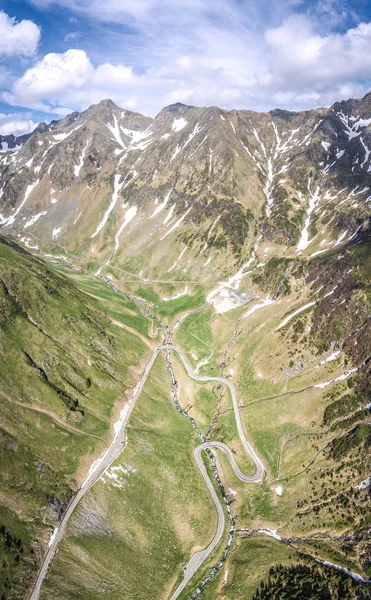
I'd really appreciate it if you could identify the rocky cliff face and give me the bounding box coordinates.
[0,95,370,278]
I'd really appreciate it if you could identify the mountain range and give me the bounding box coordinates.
[0,93,370,600]
[1,94,370,281]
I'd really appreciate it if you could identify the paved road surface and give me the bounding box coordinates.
[29,344,265,600]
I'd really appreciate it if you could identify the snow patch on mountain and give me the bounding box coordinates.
[121,126,153,150]
[106,116,127,149]
[53,122,84,142]
[172,118,188,132]
[209,148,213,173]
[163,203,176,225]
[73,210,83,225]
[149,189,172,219]
[170,123,205,162]
[360,137,371,168]
[52,227,61,239]
[0,179,39,227]
[314,558,370,584]
[242,297,275,319]
[90,173,124,238]
[90,169,138,240]
[336,110,371,140]
[275,301,316,331]
[20,236,38,249]
[297,181,321,253]
[258,529,282,541]
[314,366,360,389]
[161,206,192,239]
[74,140,89,177]
[114,205,137,252]
[24,210,47,228]
[167,246,187,272]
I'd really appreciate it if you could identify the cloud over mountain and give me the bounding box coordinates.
[1,1,371,121]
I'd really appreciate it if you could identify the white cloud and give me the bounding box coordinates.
[3,48,143,113]
[0,113,37,136]
[264,17,371,86]
[93,63,136,86]
[4,2,371,115]
[0,11,40,56]
[4,49,94,109]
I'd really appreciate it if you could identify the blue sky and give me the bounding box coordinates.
[1,0,371,134]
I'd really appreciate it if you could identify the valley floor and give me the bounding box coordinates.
[1,238,370,600]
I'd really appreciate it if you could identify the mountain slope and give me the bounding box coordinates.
[0,237,151,599]
[0,95,370,282]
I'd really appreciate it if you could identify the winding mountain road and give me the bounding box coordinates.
[29,344,264,600]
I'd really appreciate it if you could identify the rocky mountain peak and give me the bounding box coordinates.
[95,98,120,110]
[0,91,370,284]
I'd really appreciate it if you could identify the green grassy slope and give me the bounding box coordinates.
[1,231,370,600]
[0,237,151,599]
[39,355,217,600]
